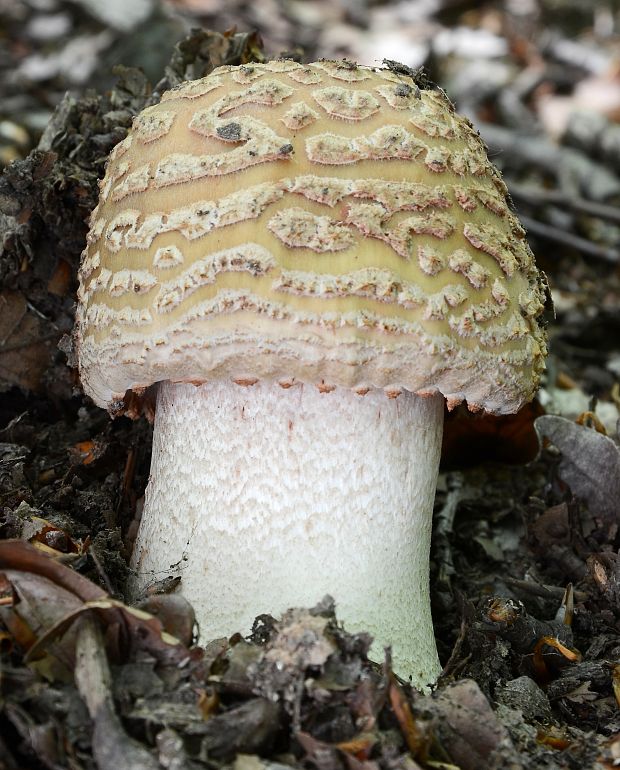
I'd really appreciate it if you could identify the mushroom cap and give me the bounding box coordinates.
[76,60,547,415]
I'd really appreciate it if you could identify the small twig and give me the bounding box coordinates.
[510,183,620,225]
[74,613,160,770]
[433,473,465,590]
[519,214,620,263]
[88,546,116,596]
[550,340,607,360]
[117,447,137,517]
[0,455,27,467]
[0,410,28,443]
[439,615,469,682]
[503,576,588,604]
[25,301,52,322]
[0,410,27,439]
[480,121,620,200]
[0,331,60,354]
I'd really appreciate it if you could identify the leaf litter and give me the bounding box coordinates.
[1,3,620,769]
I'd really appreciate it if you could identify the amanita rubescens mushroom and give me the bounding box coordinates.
[75,60,547,689]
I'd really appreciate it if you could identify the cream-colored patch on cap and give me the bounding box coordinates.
[312,87,379,120]
[106,183,287,254]
[263,60,305,74]
[79,249,100,282]
[424,146,451,173]
[346,202,456,258]
[454,185,509,217]
[450,150,488,177]
[452,186,478,212]
[274,267,427,308]
[463,222,518,277]
[79,267,111,303]
[313,61,372,81]
[153,245,184,268]
[155,243,278,313]
[105,210,141,253]
[108,135,132,163]
[99,160,130,203]
[375,84,420,110]
[86,215,106,246]
[491,278,510,307]
[423,285,469,321]
[133,109,176,143]
[306,125,430,165]
[469,297,507,322]
[161,77,224,101]
[85,303,152,329]
[281,102,319,130]
[287,67,323,85]
[232,65,264,83]
[151,127,289,187]
[472,187,509,217]
[417,245,445,276]
[192,79,295,126]
[448,249,490,289]
[108,269,158,297]
[111,164,151,202]
[519,289,544,317]
[268,208,355,252]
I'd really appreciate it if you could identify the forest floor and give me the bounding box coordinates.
[1,1,620,768]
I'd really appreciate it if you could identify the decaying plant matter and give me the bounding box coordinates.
[1,13,620,770]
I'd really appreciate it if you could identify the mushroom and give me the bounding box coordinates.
[75,60,547,689]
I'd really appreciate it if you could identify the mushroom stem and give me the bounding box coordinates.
[131,380,444,688]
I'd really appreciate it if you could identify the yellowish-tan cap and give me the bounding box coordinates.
[76,60,547,415]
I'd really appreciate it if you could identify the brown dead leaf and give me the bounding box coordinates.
[46,258,73,297]
[0,628,12,652]
[0,539,104,600]
[295,730,340,766]
[0,571,15,606]
[335,732,377,760]
[0,540,196,672]
[137,593,196,646]
[587,553,620,607]
[427,680,520,770]
[197,688,220,720]
[612,662,620,708]
[10,506,88,563]
[71,439,100,465]
[0,567,84,680]
[0,290,58,392]
[388,678,428,757]
[536,726,572,750]
[532,636,582,683]
[535,415,620,524]
[529,503,572,555]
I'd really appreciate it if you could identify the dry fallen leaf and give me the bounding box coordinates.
[535,415,620,524]
[0,540,195,669]
[427,680,520,770]
[388,677,428,757]
[0,290,58,392]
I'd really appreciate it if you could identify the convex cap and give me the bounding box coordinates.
[76,60,547,414]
